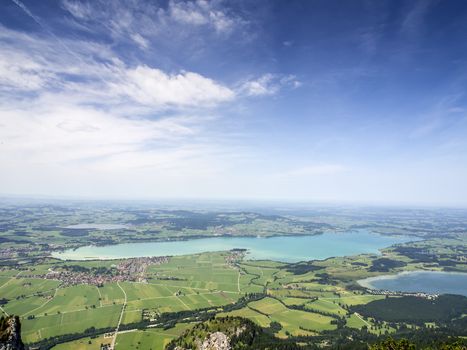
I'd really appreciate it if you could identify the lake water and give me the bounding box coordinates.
[52,230,414,262]
[358,270,467,296]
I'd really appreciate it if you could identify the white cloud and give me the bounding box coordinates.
[113,66,234,108]
[0,54,50,91]
[61,0,246,50]
[130,33,149,49]
[0,102,199,166]
[0,23,238,186]
[0,4,304,200]
[170,1,209,26]
[240,74,301,96]
[61,0,94,20]
[0,25,234,109]
[168,0,240,33]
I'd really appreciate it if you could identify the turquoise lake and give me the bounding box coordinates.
[52,230,414,262]
[358,270,467,296]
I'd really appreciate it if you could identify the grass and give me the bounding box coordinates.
[98,283,126,306]
[306,299,347,316]
[346,313,369,329]
[51,334,109,350]
[21,304,122,343]
[147,253,241,293]
[217,307,271,327]
[247,297,337,336]
[335,294,385,306]
[0,278,60,299]
[30,285,101,315]
[2,246,452,346]
[115,323,194,350]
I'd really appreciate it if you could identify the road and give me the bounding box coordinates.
[111,281,127,350]
[354,312,371,327]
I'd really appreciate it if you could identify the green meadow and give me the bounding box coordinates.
[0,235,463,350]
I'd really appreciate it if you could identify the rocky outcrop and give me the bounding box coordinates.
[200,332,231,350]
[166,316,302,350]
[0,316,24,350]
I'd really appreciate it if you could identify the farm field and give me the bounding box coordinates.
[0,223,465,350]
[247,297,336,336]
[52,334,109,350]
[115,324,194,350]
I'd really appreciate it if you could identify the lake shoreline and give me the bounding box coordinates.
[52,230,416,263]
[358,270,467,296]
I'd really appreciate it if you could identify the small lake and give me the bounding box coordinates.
[52,230,414,262]
[358,271,467,296]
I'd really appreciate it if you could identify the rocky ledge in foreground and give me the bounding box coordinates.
[166,316,302,350]
[0,316,25,350]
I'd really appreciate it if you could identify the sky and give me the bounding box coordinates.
[1,0,467,206]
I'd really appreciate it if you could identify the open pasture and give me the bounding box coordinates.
[1,249,429,346]
[98,283,126,305]
[51,334,109,350]
[147,253,241,292]
[26,284,101,316]
[248,297,336,335]
[21,304,122,343]
[306,299,347,316]
[0,278,59,300]
[217,307,271,328]
[115,323,194,350]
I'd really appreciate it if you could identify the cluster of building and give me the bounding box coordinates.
[115,256,168,281]
[224,249,246,267]
[366,288,439,299]
[0,246,35,259]
[44,256,169,286]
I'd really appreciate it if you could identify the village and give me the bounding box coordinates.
[42,256,170,287]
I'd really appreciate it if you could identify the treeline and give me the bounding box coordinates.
[284,261,324,275]
[350,294,467,323]
[368,258,406,272]
[166,316,467,350]
[392,246,464,270]
[25,326,114,350]
[369,337,466,350]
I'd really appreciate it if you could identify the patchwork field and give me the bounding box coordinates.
[114,323,193,350]
[247,297,336,336]
[0,251,427,347]
[0,236,463,350]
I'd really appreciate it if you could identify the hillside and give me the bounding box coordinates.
[165,317,303,350]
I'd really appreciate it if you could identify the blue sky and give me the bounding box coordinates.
[1,0,467,206]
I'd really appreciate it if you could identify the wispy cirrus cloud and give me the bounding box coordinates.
[0,24,234,109]
[0,0,304,200]
[0,19,238,180]
[400,0,434,36]
[168,0,243,33]
[240,74,301,96]
[61,0,248,50]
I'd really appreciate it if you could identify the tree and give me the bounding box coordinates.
[370,338,416,350]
